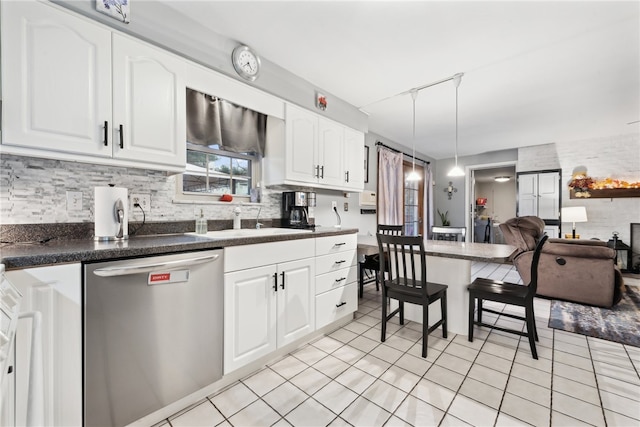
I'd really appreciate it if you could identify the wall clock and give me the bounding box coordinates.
[232,45,261,81]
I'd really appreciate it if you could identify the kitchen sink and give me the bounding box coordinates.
[190,228,313,239]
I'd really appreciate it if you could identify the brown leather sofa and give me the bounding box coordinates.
[499,216,624,307]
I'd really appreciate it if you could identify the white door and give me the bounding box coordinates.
[343,128,365,190]
[224,265,277,374]
[537,172,560,220]
[285,104,318,183]
[1,1,112,156]
[276,258,315,347]
[517,174,538,217]
[318,118,344,187]
[112,34,186,168]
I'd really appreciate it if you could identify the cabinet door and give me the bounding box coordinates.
[285,104,318,183]
[1,1,112,156]
[224,265,277,374]
[112,34,186,168]
[5,264,82,427]
[317,118,344,187]
[517,174,538,217]
[276,258,315,347]
[537,172,560,220]
[343,128,365,190]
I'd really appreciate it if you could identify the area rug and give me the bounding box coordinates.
[548,285,640,347]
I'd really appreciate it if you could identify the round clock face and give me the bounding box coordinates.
[232,46,260,81]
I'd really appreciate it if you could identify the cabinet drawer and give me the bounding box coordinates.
[315,234,357,255]
[315,250,356,275]
[225,239,315,272]
[315,265,357,295]
[315,283,357,329]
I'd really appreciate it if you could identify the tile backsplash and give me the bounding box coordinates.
[0,154,282,225]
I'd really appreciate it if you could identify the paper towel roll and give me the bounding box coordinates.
[95,186,128,240]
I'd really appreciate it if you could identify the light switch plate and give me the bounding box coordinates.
[66,191,83,211]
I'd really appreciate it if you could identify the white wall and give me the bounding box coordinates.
[518,133,640,243]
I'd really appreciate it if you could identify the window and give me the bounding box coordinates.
[403,162,424,236]
[181,143,257,198]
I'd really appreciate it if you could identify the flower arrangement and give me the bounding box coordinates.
[568,170,640,198]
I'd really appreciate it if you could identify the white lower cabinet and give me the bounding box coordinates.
[3,263,82,427]
[314,234,358,329]
[223,240,315,374]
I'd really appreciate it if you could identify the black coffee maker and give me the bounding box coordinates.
[282,191,315,229]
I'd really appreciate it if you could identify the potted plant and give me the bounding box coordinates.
[437,209,450,226]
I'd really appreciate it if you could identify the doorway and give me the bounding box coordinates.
[465,162,517,243]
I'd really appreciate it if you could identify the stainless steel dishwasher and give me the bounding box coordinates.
[83,249,223,427]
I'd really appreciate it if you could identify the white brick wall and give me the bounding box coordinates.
[518,133,640,242]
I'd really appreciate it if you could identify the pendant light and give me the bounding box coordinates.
[406,89,421,182]
[448,73,465,177]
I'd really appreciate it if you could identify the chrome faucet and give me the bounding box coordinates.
[255,206,263,229]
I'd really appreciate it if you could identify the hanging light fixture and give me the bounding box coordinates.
[406,89,421,181]
[448,73,465,177]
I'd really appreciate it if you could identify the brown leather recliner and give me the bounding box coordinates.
[499,216,624,307]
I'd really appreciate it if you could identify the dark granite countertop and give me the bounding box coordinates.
[0,227,358,270]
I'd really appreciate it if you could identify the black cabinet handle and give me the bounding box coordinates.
[334,260,346,264]
[273,272,278,292]
[345,171,349,182]
[335,277,346,283]
[336,301,347,308]
[315,165,320,178]
[334,242,346,247]
[119,124,124,149]
[280,271,286,290]
[320,165,324,179]
[103,121,108,146]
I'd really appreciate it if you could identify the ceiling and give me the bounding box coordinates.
[160,1,639,160]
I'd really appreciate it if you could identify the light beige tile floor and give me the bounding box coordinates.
[162,266,640,427]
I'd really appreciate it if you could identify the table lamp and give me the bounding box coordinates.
[561,206,588,239]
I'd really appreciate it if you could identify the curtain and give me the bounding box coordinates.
[186,88,267,155]
[377,147,403,225]
[423,163,435,238]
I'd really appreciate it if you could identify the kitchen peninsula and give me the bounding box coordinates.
[358,236,517,335]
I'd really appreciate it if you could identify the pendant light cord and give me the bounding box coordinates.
[411,90,417,173]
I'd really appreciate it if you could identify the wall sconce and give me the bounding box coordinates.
[444,181,458,199]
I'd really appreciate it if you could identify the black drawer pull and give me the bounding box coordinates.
[336,301,347,308]
[334,242,346,246]
[334,260,346,264]
[335,277,346,283]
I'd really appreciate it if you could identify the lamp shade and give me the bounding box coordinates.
[561,206,588,223]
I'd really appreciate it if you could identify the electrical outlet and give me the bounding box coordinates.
[331,201,337,209]
[66,191,82,211]
[131,193,151,212]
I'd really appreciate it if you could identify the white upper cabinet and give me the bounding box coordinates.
[1,1,112,157]
[317,117,344,187]
[285,104,319,183]
[343,127,365,190]
[266,103,364,191]
[1,1,186,172]
[111,34,185,167]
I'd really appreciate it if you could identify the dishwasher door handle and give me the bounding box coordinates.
[93,254,220,277]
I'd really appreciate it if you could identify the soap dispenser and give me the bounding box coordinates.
[195,209,207,234]
[233,207,242,229]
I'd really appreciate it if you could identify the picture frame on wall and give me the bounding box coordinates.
[96,0,130,24]
[364,145,369,183]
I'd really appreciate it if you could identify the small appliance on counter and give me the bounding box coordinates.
[94,185,128,241]
[282,191,315,229]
